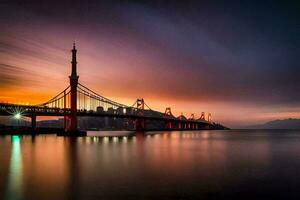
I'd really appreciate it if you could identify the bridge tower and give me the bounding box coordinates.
[164,107,173,129]
[208,113,212,122]
[177,112,185,129]
[68,42,79,132]
[200,112,205,120]
[134,99,145,130]
[189,114,195,129]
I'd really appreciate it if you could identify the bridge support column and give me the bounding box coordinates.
[165,121,172,129]
[69,43,79,133]
[64,116,69,132]
[177,122,181,129]
[134,99,145,131]
[31,115,36,130]
[134,118,145,131]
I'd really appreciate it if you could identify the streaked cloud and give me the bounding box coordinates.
[0,1,299,126]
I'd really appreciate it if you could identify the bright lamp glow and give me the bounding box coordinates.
[14,113,21,120]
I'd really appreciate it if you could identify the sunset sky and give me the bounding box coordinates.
[0,0,299,127]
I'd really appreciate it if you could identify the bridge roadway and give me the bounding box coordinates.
[0,103,211,125]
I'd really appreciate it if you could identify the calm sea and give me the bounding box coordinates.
[1,130,300,200]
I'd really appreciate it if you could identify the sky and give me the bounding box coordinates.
[0,0,299,127]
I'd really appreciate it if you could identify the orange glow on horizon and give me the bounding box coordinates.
[0,38,299,128]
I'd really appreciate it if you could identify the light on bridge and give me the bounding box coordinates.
[14,113,22,120]
[8,107,25,122]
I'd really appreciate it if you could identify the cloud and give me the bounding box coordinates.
[0,63,38,88]
[0,1,299,126]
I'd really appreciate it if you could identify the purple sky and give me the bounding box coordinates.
[0,0,299,127]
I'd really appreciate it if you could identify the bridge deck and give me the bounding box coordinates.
[0,103,211,125]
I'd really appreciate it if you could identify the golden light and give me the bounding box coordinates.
[14,113,22,120]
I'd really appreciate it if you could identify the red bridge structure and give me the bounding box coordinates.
[0,44,225,136]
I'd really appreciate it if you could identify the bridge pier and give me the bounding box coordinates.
[177,122,182,129]
[134,118,145,131]
[31,115,36,130]
[165,121,172,129]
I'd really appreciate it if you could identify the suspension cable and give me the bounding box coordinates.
[35,86,70,107]
[78,83,130,108]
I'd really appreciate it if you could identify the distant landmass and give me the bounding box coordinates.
[246,118,300,129]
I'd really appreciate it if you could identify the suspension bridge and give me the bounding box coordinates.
[0,43,226,135]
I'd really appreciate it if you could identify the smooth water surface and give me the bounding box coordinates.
[1,130,300,200]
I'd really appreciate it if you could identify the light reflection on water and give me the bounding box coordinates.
[1,130,300,199]
[5,136,23,200]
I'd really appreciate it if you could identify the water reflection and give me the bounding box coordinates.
[1,130,300,199]
[5,136,23,200]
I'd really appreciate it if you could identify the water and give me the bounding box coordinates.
[1,130,300,200]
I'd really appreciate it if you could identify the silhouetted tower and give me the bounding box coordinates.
[208,113,212,123]
[134,99,145,130]
[69,42,79,132]
[189,113,195,120]
[200,112,205,120]
[164,107,172,117]
[164,107,173,129]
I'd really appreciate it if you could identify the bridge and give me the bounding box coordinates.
[0,43,223,135]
